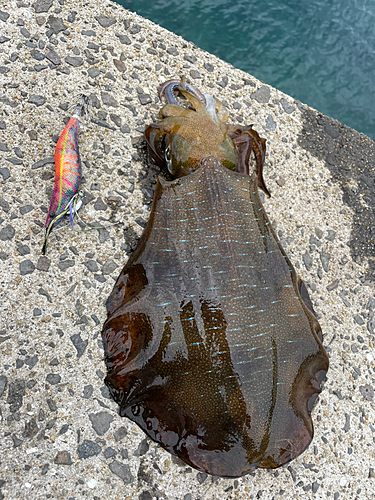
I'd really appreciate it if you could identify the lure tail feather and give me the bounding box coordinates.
[42,191,84,254]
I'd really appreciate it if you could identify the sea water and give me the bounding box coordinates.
[117,0,375,139]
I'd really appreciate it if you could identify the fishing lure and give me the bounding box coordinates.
[42,95,89,255]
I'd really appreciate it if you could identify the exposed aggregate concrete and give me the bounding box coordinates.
[0,0,374,499]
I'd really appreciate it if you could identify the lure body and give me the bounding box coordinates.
[45,117,81,229]
[42,96,88,254]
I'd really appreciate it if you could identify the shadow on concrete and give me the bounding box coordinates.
[297,106,375,281]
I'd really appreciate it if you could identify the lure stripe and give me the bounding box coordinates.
[57,125,71,213]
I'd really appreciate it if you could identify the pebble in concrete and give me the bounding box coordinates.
[0,225,15,241]
[54,451,72,465]
[89,411,114,436]
[108,460,133,484]
[70,334,88,358]
[77,439,101,459]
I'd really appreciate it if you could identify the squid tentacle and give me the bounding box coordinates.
[158,79,181,105]
[230,127,270,197]
[177,79,207,106]
[249,128,270,197]
[158,78,207,108]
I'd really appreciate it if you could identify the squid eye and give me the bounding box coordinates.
[49,211,55,218]
[131,404,140,416]
[165,144,172,172]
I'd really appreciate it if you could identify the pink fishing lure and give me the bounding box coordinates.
[42,95,88,254]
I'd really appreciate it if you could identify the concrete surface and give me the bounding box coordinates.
[0,0,374,498]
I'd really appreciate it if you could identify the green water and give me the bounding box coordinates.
[117,0,375,139]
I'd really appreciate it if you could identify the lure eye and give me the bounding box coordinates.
[49,211,55,218]
[165,144,172,172]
